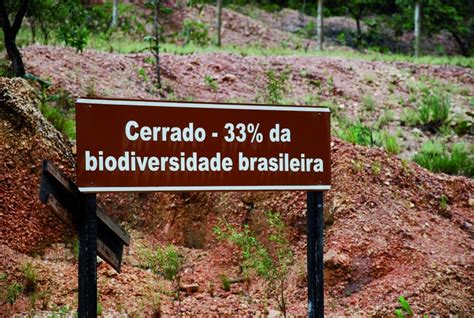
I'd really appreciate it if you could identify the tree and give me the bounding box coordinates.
[0,0,28,76]
[316,0,323,51]
[216,0,222,47]
[396,0,474,57]
[414,1,420,57]
[111,0,118,28]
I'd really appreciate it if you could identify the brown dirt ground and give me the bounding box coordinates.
[0,74,472,316]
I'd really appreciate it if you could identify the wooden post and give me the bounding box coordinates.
[316,0,323,51]
[78,193,97,317]
[414,2,421,57]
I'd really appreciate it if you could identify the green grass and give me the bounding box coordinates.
[4,27,473,68]
[413,141,473,177]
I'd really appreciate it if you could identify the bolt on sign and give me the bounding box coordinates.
[76,99,331,192]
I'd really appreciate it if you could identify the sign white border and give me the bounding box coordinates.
[76,99,331,192]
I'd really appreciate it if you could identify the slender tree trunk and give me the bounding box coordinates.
[0,0,28,77]
[29,17,36,43]
[216,0,222,47]
[111,0,118,28]
[153,0,161,88]
[316,0,323,51]
[414,2,421,57]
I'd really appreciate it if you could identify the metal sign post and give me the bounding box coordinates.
[78,193,97,317]
[307,191,324,318]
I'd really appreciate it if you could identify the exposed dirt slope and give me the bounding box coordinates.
[0,77,472,316]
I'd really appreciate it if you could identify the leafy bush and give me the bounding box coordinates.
[57,2,90,52]
[182,19,210,46]
[266,68,291,104]
[214,211,293,316]
[413,141,473,177]
[145,245,183,280]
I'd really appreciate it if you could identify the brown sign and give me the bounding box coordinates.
[76,99,331,192]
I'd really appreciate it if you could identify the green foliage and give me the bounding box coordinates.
[6,282,23,305]
[418,90,451,132]
[0,272,6,281]
[219,274,231,291]
[56,1,90,52]
[144,245,183,281]
[265,68,291,104]
[40,102,76,139]
[214,211,293,315]
[182,19,210,46]
[375,110,394,129]
[204,75,219,91]
[362,94,376,111]
[383,132,400,154]
[395,295,413,317]
[337,122,373,146]
[413,141,473,177]
[22,262,38,293]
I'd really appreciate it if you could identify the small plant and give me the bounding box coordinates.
[97,300,103,316]
[400,108,420,126]
[383,133,401,155]
[0,272,6,281]
[144,244,183,315]
[214,211,293,317]
[6,282,23,305]
[137,67,148,81]
[394,295,413,317]
[413,141,473,177]
[417,90,450,132]
[265,68,291,104]
[204,75,218,91]
[219,274,231,291]
[375,110,394,129]
[337,122,373,146]
[371,161,381,175]
[362,94,376,112]
[439,195,449,210]
[22,262,38,293]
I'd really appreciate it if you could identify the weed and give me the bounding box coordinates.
[375,110,394,129]
[22,262,38,293]
[28,291,48,311]
[204,75,218,91]
[337,122,373,146]
[413,141,473,177]
[0,272,6,281]
[418,90,450,132]
[97,300,103,316]
[265,68,291,104]
[352,160,364,172]
[85,79,98,98]
[383,133,401,155]
[363,73,375,85]
[40,102,76,139]
[220,274,231,291]
[371,161,381,176]
[400,108,419,126]
[137,67,148,81]
[439,195,449,210]
[362,94,376,111]
[6,282,23,305]
[394,295,413,317]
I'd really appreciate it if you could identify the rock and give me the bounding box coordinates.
[469,198,474,207]
[221,74,237,83]
[324,248,351,270]
[268,309,282,318]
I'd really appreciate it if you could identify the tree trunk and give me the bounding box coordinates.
[216,0,222,47]
[299,0,306,24]
[316,0,323,51]
[4,37,26,76]
[29,17,36,43]
[414,2,421,57]
[111,0,118,28]
[356,17,361,45]
[0,0,29,77]
[153,0,161,88]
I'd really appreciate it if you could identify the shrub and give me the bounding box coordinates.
[266,68,291,104]
[362,94,376,111]
[413,141,473,177]
[182,19,210,46]
[383,133,401,155]
[214,211,293,316]
[6,282,23,305]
